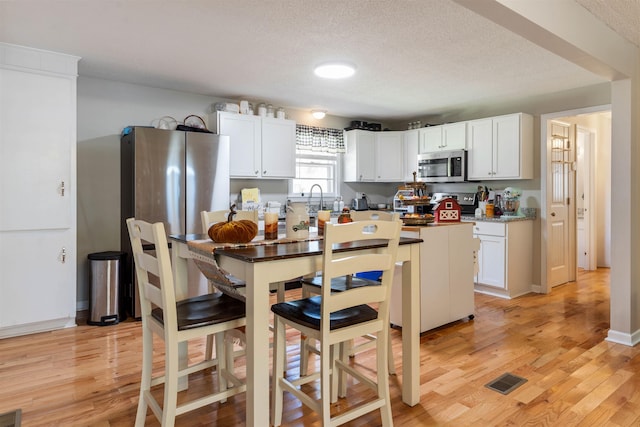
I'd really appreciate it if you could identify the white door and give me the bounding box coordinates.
[576,126,595,270]
[547,121,573,287]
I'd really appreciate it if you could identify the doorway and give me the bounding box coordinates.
[540,106,612,293]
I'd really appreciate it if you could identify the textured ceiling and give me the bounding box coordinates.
[0,0,635,120]
[575,0,640,48]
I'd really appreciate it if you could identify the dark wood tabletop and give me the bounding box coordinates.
[169,234,422,263]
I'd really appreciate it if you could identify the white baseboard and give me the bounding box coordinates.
[606,329,640,347]
[0,317,76,339]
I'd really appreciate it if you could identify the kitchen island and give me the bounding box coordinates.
[390,221,477,333]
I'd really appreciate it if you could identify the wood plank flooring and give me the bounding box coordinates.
[2,268,638,426]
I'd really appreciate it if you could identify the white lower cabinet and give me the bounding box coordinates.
[0,230,76,337]
[471,220,533,299]
[390,223,475,332]
[0,43,79,338]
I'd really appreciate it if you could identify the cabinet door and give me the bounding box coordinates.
[419,126,442,153]
[467,118,494,180]
[375,131,404,181]
[0,69,74,231]
[442,122,467,150]
[0,230,75,328]
[218,112,261,178]
[403,129,419,181]
[492,114,521,179]
[476,234,506,288]
[344,130,375,182]
[261,118,295,178]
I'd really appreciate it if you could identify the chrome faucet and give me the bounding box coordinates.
[308,184,324,213]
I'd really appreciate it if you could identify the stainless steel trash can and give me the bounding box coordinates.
[88,251,124,326]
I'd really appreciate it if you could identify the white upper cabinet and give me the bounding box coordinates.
[375,131,404,181]
[467,113,533,180]
[419,122,466,153]
[343,130,375,182]
[211,111,295,179]
[344,130,404,182]
[403,129,419,181]
[261,117,296,178]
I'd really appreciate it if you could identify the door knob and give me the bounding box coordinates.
[550,212,556,217]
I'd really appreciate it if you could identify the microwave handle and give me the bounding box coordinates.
[448,156,452,177]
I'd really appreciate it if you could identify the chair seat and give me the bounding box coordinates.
[152,293,246,331]
[302,275,380,292]
[271,295,378,331]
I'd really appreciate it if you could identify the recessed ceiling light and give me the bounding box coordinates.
[314,62,356,79]
[311,110,326,119]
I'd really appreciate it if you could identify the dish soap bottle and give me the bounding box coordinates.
[338,208,353,224]
[333,198,340,212]
[338,196,344,212]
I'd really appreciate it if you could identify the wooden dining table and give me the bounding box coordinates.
[169,232,422,427]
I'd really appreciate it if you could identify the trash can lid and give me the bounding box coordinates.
[88,251,125,261]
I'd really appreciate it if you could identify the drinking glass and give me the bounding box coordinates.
[317,210,331,236]
[264,212,279,240]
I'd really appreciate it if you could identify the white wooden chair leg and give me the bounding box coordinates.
[216,331,228,403]
[378,331,393,427]
[205,334,214,361]
[387,328,396,375]
[271,318,286,427]
[162,342,179,427]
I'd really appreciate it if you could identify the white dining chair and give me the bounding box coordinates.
[127,218,246,426]
[300,210,400,375]
[271,218,401,427]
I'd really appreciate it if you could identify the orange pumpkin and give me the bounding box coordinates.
[208,209,258,243]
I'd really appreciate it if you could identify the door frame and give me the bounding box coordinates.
[540,104,610,293]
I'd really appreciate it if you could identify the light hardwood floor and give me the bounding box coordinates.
[2,268,638,426]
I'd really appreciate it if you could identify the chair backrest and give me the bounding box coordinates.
[201,209,259,233]
[349,210,399,222]
[127,218,178,329]
[320,219,401,329]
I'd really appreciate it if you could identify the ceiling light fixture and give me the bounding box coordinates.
[311,110,326,119]
[313,62,356,79]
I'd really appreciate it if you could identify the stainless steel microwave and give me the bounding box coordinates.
[417,149,467,183]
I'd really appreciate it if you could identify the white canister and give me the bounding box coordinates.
[257,103,267,117]
[285,202,310,240]
[276,107,285,119]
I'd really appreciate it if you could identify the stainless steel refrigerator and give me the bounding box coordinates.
[120,127,230,318]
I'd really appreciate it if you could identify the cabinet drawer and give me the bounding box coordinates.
[472,221,505,237]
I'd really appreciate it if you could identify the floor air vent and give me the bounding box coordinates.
[485,373,527,395]
[0,409,21,427]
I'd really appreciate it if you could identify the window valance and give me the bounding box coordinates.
[296,124,345,153]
